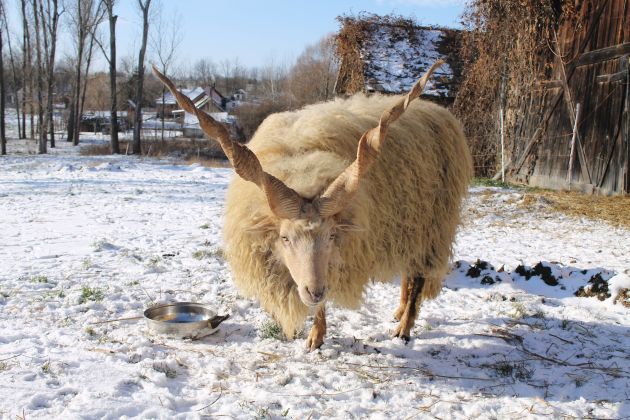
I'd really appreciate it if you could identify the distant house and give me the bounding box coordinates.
[159,85,234,123]
[334,14,463,105]
[156,87,206,118]
[182,111,241,141]
[205,86,228,113]
[224,89,247,112]
[79,111,129,133]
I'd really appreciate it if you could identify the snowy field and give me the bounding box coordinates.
[1,139,629,419]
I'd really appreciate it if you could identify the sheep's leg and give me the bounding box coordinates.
[393,273,409,321]
[306,304,326,351]
[392,274,425,342]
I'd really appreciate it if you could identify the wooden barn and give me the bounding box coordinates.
[501,0,629,195]
[334,14,463,105]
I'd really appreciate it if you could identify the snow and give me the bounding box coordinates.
[362,27,454,96]
[183,112,234,126]
[1,139,629,419]
[156,88,205,105]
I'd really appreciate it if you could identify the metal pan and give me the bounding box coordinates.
[143,302,228,338]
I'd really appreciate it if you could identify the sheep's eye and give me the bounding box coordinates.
[280,236,290,243]
[329,233,336,241]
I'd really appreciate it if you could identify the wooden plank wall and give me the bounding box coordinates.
[510,0,629,194]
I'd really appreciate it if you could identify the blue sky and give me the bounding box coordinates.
[4,0,466,71]
[114,0,466,70]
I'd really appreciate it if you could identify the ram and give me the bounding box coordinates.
[154,61,472,350]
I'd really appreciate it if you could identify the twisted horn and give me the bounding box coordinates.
[316,60,446,217]
[152,65,303,219]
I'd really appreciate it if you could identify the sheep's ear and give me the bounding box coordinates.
[316,60,445,217]
[244,215,277,234]
[336,221,364,233]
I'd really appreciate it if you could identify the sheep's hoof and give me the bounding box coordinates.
[306,332,324,352]
[391,325,411,343]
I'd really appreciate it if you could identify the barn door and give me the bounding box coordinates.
[574,53,630,194]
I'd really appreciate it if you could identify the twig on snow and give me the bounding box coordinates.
[196,385,223,412]
[549,333,573,344]
[0,354,22,362]
[279,386,364,398]
[89,316,143,325]
[257,351,283,362]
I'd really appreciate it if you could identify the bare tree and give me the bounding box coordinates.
[1,0,23,140]
[150,5,182,141]
[32,0,46,153]
[192,58,217,87]
[99,0,120,154]
[288,35,338,106]
[218,57,247,97]
[21,0,34,139]
[260,54,289,102]
[38,0,62,148]
[0,1,5,155]
[67,0,102,146]
[131,0,152,154]
[79,15,103,133]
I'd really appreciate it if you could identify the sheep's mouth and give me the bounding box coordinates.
[299,296,325,308]
[298,289,326,307]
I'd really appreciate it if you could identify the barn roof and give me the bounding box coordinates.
[335,14,463,99]
[156,87,206,105]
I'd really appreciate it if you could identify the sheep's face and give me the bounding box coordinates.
[276,217,337,307]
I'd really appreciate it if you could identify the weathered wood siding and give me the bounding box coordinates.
[510,0,629,195]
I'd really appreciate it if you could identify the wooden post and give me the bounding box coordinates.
[500,107,505,182]
[567,103,581,184]
[624,56,630,194]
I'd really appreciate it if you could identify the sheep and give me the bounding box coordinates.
[153,61,473,351]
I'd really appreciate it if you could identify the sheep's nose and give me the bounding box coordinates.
[306,286,326,303]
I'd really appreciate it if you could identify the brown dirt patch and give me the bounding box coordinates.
[613,289,630,308]
[521,190,630,229]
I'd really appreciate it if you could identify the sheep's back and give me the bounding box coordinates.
[223,93,472,326]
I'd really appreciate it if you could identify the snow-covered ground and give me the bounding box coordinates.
[1,139,629,419]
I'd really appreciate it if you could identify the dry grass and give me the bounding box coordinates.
[474,177,630,228]
[80,139,230,167]
[523,190,630,229]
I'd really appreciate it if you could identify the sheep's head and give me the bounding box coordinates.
[275,213,337,306]
[152,61,444,307]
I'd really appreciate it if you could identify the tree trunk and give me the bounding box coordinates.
[79,31,96,140]
[66,104,75,142]
[21,0,34,140]
[37,0,51,148]
[107,4,119,154]
[1,6,22,140]
[41,0,59,148]
[71,1,84,146]
[1,27,6,155]
[32,0,46,154]
[132,0,151,155]
[161,88,165,142]
[20,35,26,139]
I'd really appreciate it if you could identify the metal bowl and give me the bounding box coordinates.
[144,302,224,337]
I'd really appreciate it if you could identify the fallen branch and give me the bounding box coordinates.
[477,328,630,378]
[342,361,496,382]
[0,354,21,362]
[548,333,573,344]
[89,316,143,325]
[279,386,364,398]
[196,385,223,412]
